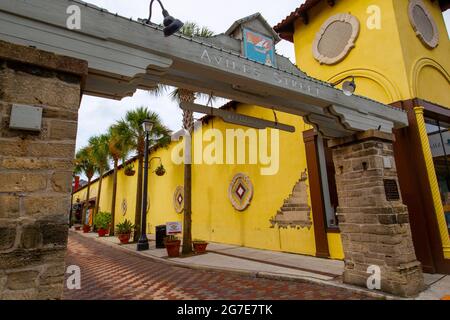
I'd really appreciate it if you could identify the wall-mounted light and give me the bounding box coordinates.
[145,0,184,37]
[331,76,356,97]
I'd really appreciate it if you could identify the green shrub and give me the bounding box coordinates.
[94,212,112,230]
[116,219,135,235]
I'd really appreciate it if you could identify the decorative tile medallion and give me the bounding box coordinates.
[121,199,127,216]
[228,173,253,211]
[173,186,184,214]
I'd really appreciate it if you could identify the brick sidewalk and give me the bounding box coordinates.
[63,233,374,300]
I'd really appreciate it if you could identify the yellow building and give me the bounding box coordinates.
[73,0,450,274]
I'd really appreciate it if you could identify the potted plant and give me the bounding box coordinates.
[82,224,91,233]
[94,211,112,237]
[124,162,135,177]
[155,164,166,177]
[116,219,134,244]
[193,239,208,254]
[164,235,181,258]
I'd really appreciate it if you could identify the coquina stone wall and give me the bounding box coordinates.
[330,130,424,297]
[0,41,87,299]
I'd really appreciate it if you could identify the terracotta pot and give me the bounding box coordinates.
[74,226,81,231]
[165,240,181,258]
[98,228,109,237]
[118,233,131,244]
[193,242,208,254]
[82,225,91,233]
[125,169,135,177]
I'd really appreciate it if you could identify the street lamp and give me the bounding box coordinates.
[137,119,155,251]
[331,76,356,97]
[145,0,184,37]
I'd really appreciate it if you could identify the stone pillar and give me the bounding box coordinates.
[0,41,87,299]
[329,130,424,297]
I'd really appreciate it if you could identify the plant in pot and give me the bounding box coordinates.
[155,164,166,177]
[124,162,135,177]
[82,224,91,233]
[193,239,208,254]
[164,235,181,258]
[94,211,112,237]
[116,219,134,244]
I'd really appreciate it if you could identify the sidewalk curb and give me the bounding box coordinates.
[70,230,400,300]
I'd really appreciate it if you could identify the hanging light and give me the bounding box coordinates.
[331,76,356,97]
[145,0,184,37]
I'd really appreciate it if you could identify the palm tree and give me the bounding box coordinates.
[158,22,215,254]
[89,134,111,223]
[108,125,131,236]
[115,107,171,242]
[74,147,98,226]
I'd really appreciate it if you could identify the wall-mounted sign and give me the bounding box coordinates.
[173,186,184,214]
[228,173,254,211]
[243,28,276,67]
[166,222,182,235]
[384,179,400,202]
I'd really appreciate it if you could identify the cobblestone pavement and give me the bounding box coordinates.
[63,233,374,300]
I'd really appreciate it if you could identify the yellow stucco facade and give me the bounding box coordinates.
[74,104,344,259]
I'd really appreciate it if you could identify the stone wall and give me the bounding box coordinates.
[330,130,424,297]
[0,41,87,299]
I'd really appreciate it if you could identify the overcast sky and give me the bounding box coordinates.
[76,0,450,152]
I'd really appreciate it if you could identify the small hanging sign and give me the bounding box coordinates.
[166,222,182,235]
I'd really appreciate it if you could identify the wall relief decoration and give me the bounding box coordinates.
[228,173,254,211]
[173,186,184,214]
[121,199,127,216]
[312,13,360,65]
[408,0,439,49]
[270,171,312,229]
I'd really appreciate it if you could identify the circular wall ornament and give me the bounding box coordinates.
[173,186,184,214]
[312,13,360,65]
[228,173,254,211]
[408,0,439,49]
[121,199,127,216]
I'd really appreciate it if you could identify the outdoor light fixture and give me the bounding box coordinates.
[145,0,184,37]
[331,76,356,97]
[142,119,154,133]
[137,119,155,251]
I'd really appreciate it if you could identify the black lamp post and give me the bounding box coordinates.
[145,0,184,37]
[137,119,155,251]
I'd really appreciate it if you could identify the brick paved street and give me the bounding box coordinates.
[63,233,374,300]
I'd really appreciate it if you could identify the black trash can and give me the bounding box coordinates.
[155,225,167,249]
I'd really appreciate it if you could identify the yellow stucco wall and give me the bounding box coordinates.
[73,104,344,259]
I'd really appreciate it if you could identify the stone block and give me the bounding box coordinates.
[0,138,27,156]
[21,224,43,249]
[0,194,20,218]
[51,171,73,193]
[0,157,74,170]
[37,283,64,300]
[48,119,78,140]
[26,141,75,159]
[1,288,37,300]
[38,220,68,247]
[0,172,47,192]
[40,264,65,286]
[0,67,81,110]
[0,225,16,251]
[6,270,39,290]
[23,193,70,217]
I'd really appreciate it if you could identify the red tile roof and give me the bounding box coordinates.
[274,0,450,42]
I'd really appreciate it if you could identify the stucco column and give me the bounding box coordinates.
[0,41,87,299]
[329,130,424,297]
